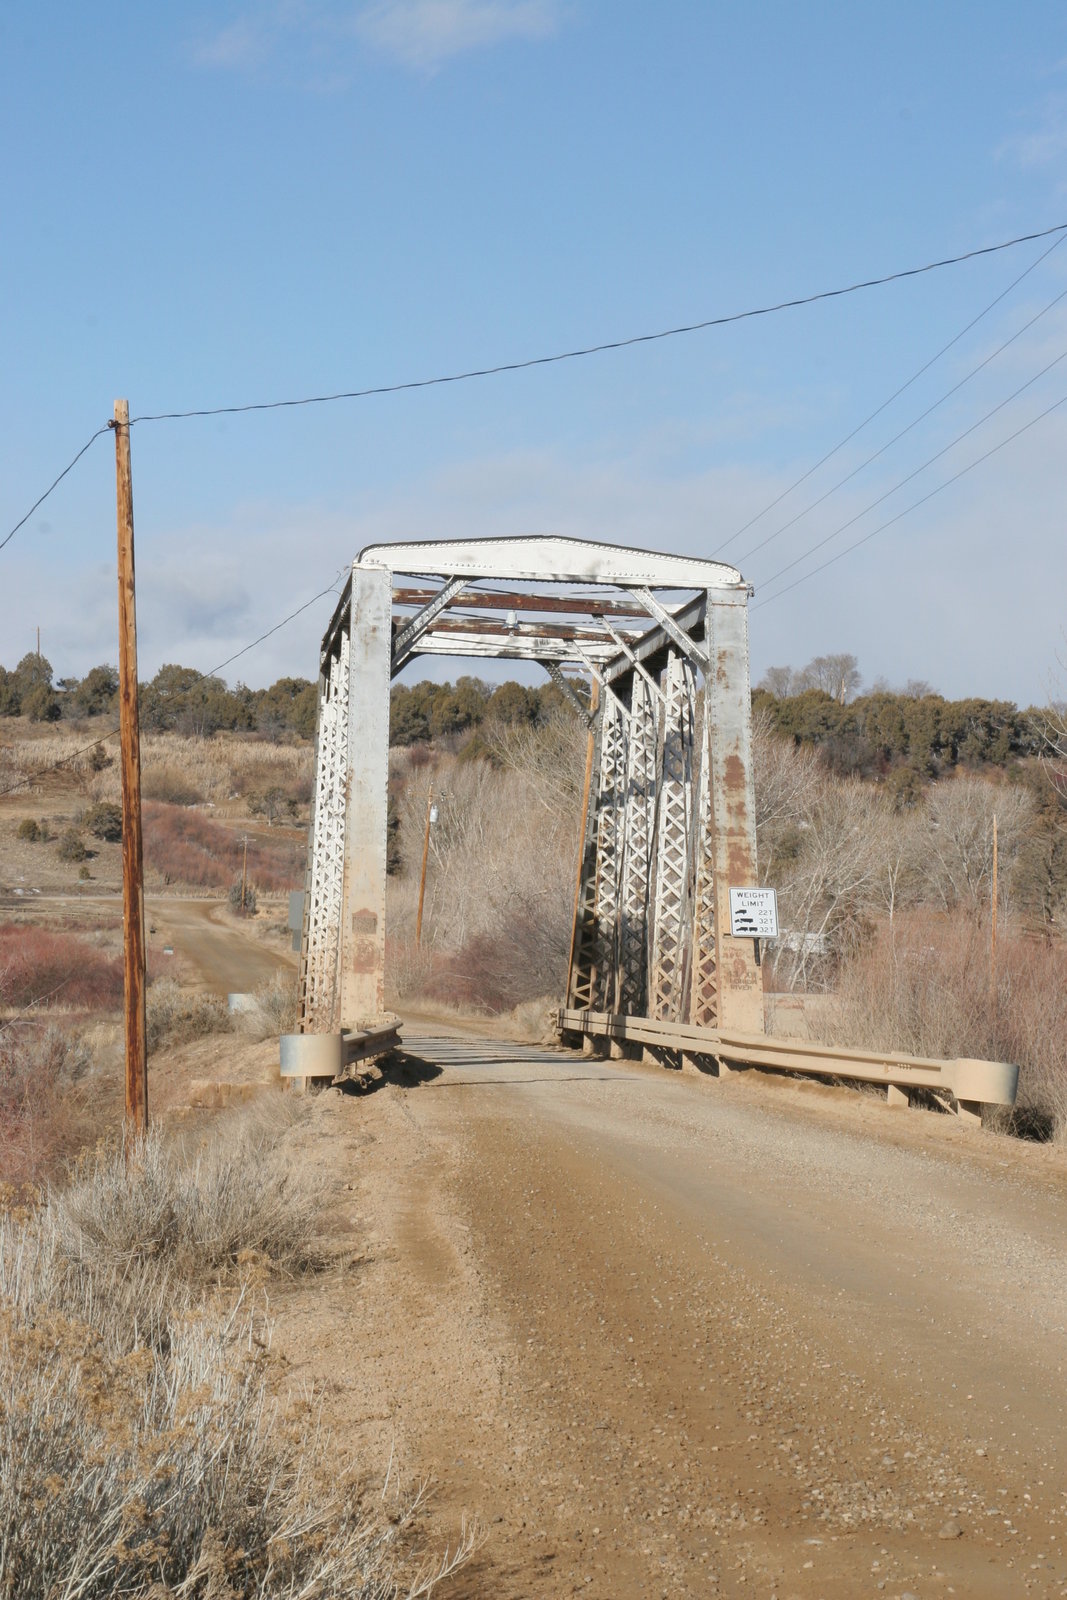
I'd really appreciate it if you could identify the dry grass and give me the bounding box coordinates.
[42,1107,323,1312]
[237,973,300,1039]
[0,1023,95,1190]
[828,913,1067,1138]
[0,1105,477,1598]
[146,977,233,1051]
[1,726,313,809]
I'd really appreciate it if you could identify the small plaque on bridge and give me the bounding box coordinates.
[729,887,779,939]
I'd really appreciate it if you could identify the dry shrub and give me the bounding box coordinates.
[46,1111,322,1301]
[237,973,299,1039]
[0,1024,93,1190]
[0,923,123,1011]
[141,761,205,805]
[144,801,303,891]
[829,912,1067,1138]
[0,1304,474,1600]
[0,1109,475,1598]
[388,716,585,1012]
[421,896,574,1014]
[146,976,232,1050]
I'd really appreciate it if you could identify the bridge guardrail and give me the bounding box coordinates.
[280,1016,402,1086]
[557,1007,1018,1125]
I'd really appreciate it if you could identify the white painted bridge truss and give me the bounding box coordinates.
[295,536,764,1046]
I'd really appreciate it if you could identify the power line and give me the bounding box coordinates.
[715,229,1067,555]
[749,343,1067,594]
[754,389,1067,609]
[128,221,1067,425]
[0,570,347,799]
[0,427,110,554]
[5,221,1066,556]
[736,274,1067,567]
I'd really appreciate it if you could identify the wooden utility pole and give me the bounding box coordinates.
[415,784,433,946]
[113,399,148,1144]
[990,811,999,1023]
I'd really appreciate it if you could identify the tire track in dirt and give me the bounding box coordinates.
[272,1031,1067,1600]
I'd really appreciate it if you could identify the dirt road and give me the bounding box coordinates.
[271,1027,1067,1599]
[148,897,294,994]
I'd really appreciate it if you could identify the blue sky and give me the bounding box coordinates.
[2,2,1066,702]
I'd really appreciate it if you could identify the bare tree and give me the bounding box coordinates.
[751,711,821,886]
[797,653,862,705]
[758,665,797,698]
[923,777,1035,916]
[772,776,887,990]
[870,808,927,925]
[484,708,587,822]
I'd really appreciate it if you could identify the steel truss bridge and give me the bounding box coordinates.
[281,536,1017,1125]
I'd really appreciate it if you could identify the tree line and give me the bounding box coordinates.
[755,653,1046,781]
[0,652,577,744]
[0,653,318,739]
[1,643,1050,778]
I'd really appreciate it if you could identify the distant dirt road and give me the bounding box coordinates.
[276,1028,1067,1600]
[148,897,294,994]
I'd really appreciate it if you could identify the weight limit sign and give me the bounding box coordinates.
[728,887,779,939]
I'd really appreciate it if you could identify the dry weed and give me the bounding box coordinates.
[828,913,1067,1138]
[0,1103,475,1597]
[0,1023,94,1190]
[146,977,232,1051]
[236,973,299,1039]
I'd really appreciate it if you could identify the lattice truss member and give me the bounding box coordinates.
[296,536,763,1041]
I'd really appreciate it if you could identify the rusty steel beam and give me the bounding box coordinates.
[590,694,628,1009]
[339,565,392,1030]
[391,574,467,675]
[617,675,657,1014]
[425,615,641,644]
[393,586,653,618]
[543,661,594,726]
[566,685,603,1011]
[649,651,697,1022]
[299,628,350,1036]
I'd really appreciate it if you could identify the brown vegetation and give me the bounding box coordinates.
[828,914,1067,1138]
[387,711,584,1014]
[0,923,123,1011]
[144,801,303,891]
[0,1107,475,1597]
[0,1023,94,1191]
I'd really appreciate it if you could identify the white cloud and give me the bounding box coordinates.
[194,16,275,71]
[8,392,1065,705]
[353,0,559,71]
[997,94,1067,169]
[193,0,561,81]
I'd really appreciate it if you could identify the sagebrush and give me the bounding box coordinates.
[0,1110,476,1598]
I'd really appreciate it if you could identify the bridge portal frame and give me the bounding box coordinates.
[293,536,763,1061]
